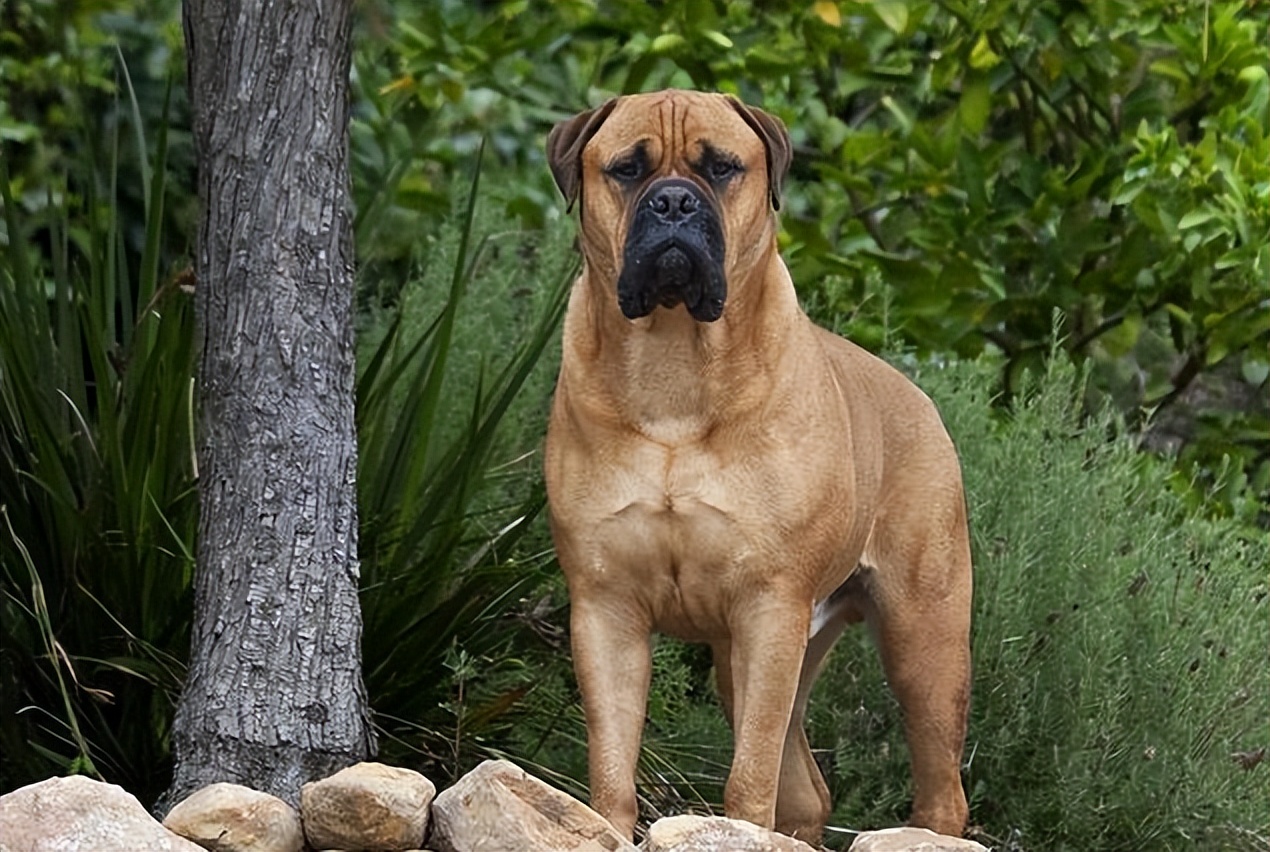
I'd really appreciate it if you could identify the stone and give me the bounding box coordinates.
[429,759,638,852]
[848,827,988,852]
[300,761,435,851]
[642,815,818,852]
[163,782,303,852]
[0,775,205,852]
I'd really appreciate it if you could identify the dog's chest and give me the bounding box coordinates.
[587,437,847,641]
[599,494,751,640]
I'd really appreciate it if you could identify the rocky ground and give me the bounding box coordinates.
[0,759,987,852]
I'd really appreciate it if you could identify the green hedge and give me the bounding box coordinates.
[812,355,1268,849]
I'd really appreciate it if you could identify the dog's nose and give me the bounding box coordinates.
[648,183,700,222]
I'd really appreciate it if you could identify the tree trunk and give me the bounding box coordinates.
[165,0,374,808]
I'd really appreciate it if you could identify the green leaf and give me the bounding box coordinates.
[440,78,465,102]
[969,33,1001,71]
[1214,250,1245,270]
[702,30,734,49]
[650,33,686,54]
[1177,208,1218,229]
[1164,303,1194,326]
[1206,338,1230,365]
[1242,358,1270,386]
[1148,59,1189,83]
[957,137,988,212]
[879,95,914,135]
[1111,181,1145,206]
[1237,64,1270,86]
[959,76,991,136]
[1100,313,1142,358]
[871,0,909,34]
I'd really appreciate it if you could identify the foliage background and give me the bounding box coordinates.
[2,1,1267,850]
[351,0,1270,519]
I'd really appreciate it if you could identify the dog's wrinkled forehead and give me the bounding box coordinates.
[547,90,792,212]
[587,91,762,173]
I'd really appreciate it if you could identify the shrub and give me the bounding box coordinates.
[810,355,1268,850]
[0,130,574,802]
[359,0,1270,518]
[354,162,578,778]
[0,86,192,802]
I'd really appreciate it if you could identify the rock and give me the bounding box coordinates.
[300,761,435,851]
[848,827,988,852]
[642,815,818,852]
[0,775,205,852]
[163,782,303,852]
[429,759,638,852]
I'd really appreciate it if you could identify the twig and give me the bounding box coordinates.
[847,187,891,254]
[1145,348,1206,412]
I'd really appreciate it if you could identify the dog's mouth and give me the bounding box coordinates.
[627,242,723,322]
[618,241,725,323]
[655,245,693,301]
[616,180,727,323]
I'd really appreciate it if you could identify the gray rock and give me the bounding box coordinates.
[848,827,988,852]
[163,782,304,852]
[642,815,818,852]
[429,759,638,852]
[300,762,435,851]
[0,775,205,852]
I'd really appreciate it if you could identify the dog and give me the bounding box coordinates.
[543,90,972,845]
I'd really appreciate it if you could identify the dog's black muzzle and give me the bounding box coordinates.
[616,178,727,323]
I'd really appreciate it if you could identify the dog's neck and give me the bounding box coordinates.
[563,244,813,444]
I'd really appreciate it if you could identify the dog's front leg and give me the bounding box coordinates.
[570,594,652,839]
[723,596,811,829]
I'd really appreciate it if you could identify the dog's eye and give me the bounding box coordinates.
[708,159,741,182]
[606,159,643,182]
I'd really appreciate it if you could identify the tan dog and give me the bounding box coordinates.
[543,90,972,845]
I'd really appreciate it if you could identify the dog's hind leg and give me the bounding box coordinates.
[865,506,973,837]
[711,640,736,727]
[774,577,864,844]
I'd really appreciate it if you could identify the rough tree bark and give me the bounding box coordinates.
[165,0,374,808]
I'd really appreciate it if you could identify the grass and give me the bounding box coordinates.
[1,83,194,800]
[354,160,579,778]
[0,113,576,801]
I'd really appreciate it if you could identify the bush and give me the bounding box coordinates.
[354,163,579,779]
[0,86,192,801]
[0,131,574,801]
[811,355,1268,850]
[357,0,1270,518]
[0,0,193,267]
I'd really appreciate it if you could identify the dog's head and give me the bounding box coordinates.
[547,90,791,323]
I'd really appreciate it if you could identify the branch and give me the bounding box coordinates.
[1145,347,1206,412]
[1065,73,1116,134]
[1069,298,1165,353]
[847,186,891,254]
[1070,311,1128,353]
[980,328,1021,355]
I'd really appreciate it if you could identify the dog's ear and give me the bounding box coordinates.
[728,98,792,211]
[547,98,619,213]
